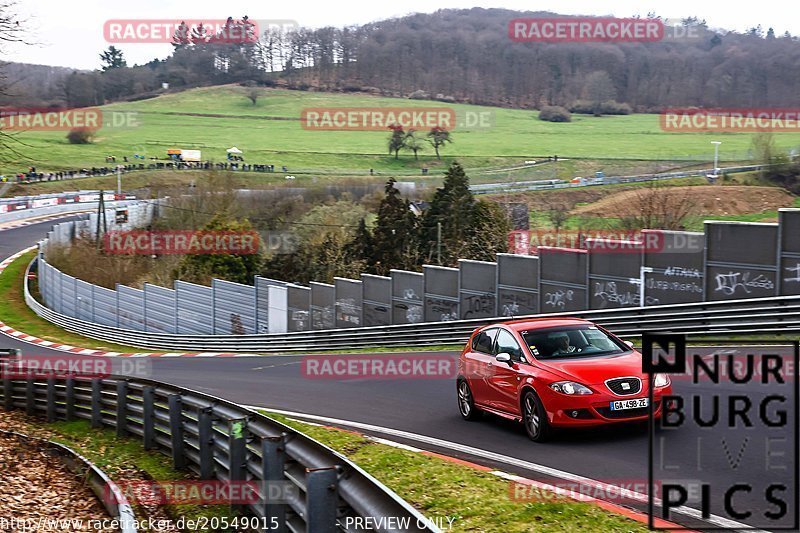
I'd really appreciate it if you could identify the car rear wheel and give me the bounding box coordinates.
[457,379,480,421]
[522,390,551,442]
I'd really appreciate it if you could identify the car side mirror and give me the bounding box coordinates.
[495,353,513,365]
[624,340,634,348]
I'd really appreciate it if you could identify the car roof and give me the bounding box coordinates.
[479,317,592,333]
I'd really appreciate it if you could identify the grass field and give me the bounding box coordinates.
[3,85,800,176]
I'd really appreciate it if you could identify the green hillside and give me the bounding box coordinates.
[3,85,800,176]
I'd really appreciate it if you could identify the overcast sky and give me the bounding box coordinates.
[4,0,796,70]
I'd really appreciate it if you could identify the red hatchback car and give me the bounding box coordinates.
[456,318,672,441]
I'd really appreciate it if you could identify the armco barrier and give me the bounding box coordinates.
[0,361,437,533]
[23,255,800,352]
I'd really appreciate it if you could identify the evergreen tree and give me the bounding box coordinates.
[172,22,191,49]
[99,46,127,71]
[344,218,375,272]
[421,161,475,263]
[372,178,418,274]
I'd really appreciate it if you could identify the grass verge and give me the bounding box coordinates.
[0,250,144,352]
[265,411,650,532]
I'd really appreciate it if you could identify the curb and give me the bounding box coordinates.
[0,247,249,358]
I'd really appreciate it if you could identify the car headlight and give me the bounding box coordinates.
[654,373,670,388]
[549,381,593,395]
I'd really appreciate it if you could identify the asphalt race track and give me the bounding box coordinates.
[1,217,797,531]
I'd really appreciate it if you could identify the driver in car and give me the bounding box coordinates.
[552,333,578,355]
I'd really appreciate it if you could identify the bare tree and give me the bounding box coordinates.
[0,2,28,163]
[751,131,778,178]
[617,183,697,230]
[583,71,616,116]
[403,129,424,160]
[245,86,260,105]
[546,203,570,232]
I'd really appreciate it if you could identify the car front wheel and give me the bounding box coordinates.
[457,379,480,421]
[522,390,551,442]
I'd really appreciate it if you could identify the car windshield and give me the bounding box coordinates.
[521,325,629,360]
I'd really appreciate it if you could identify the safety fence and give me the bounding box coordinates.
[24,254,800,351]
[30,200,800,341]
[0,352,435,533]
[0,194,138,225]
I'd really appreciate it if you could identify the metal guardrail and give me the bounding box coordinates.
[23,256,800,353]
[0,356,437,533]
[0,200,137,226]
[0,429,137,533]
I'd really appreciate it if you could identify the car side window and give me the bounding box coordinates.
[494,329,525,362]
[472,328,498,354]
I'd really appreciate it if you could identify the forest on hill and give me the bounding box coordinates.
[4,8,800,110]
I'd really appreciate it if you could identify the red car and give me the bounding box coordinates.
[456,318,672,442]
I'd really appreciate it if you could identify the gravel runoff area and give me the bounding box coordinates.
[0,409,179,532]
[0,431,115,531]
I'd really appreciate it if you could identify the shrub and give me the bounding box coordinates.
[66,128,97,144]
[600,101,632,115]
[538,106,572,122]
[568,100,632,115]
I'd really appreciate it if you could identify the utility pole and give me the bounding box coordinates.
[436,222,442,265]
[96,191,108,250]
[116,166,122,195]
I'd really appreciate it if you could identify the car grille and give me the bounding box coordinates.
[606,377,642,396]
[596,401,660,419]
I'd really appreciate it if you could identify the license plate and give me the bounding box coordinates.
[610,398,649,411]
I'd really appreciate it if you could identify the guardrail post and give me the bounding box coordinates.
[46,377,56,422]
[142,386,155,450]
[228,418,248,515]
[91,379,102,428]
[262,435,287,532]
[116,381,128,438]
[198,408,214,479]
[229,419,247,481]
[26,379,36,416]
[65,378,75,420]
[2,375,13,411]
[168,394,185,469]
[305,467,339,533]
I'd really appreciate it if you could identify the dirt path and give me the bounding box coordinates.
[571,185,794,217]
